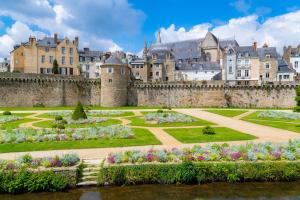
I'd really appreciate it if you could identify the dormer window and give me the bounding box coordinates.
[265,54,271,59]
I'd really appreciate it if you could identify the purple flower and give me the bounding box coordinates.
[198,156,205,161]
[230,152,242,161]
[146,153,154,162]
[107,154,115,164]
[271,151,282,160]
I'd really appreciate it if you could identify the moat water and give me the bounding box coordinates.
[2,182,300,200]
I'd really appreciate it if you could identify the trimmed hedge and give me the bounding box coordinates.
[0,169,71,194]
[99,161,300,185]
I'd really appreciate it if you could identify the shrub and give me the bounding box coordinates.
[57,124,65,130]
[52,59,59,75]
[33,103,45,108]
[202,126,215,135]
[72,102,87,120]
[157,109,164,113]
[55,116,63,121]
[295,86,300,112]
[3,111,11,115]
[51,124,58,129]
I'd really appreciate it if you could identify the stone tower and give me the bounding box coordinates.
[100,54,130,107]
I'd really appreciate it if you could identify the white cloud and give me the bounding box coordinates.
[0,21,45,58]
[230,0,252,14]
[158,10,300,54]
[0,0,145,58]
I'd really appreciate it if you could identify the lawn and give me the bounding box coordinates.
[0,128,161,153]
[127,115,213,127]
[32,118,122,128]
[242,111,300,133]
[204,109,248,117]
[165,127,256,143]
[0,106,163,111]
[0,118,39,130]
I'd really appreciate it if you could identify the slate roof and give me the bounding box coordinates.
[79,49,103,58]
[236,46,258,57]
[277,58,295,73]
[105,54,124,65]
[176,61,221,71]
[257,47,278,59]
[36,37,63,47]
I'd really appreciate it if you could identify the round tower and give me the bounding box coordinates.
[100,54,130,107]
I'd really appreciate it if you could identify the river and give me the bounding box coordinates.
[1,182,300,200]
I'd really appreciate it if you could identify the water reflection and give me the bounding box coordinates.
[2,182,300,200]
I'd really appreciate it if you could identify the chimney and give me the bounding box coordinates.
[29,36,36,47]
[252,42,257,51]
[54,33,58,44]
[263,43,268,48]
[74,36,79,47]
[297,44,300,54]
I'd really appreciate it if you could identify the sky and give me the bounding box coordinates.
[0,0,300,60]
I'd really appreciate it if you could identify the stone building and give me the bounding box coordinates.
[224,42,294,85]
[283,45,300,75]
[10,34,79,75]
[78,48,107,79]
[129,32,238,82]
[0,58,10,72]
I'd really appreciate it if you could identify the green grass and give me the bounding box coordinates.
[242,111,300,133]
[0,128,161,153]
[204,109,248,117]
[127,115,213,127]
[0,118,39,130]
[32,118,122,128]
[165,127,256,143]
[0,106,163,111]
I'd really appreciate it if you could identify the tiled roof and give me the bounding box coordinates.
[277,58,295,73]
[104,54,124,65]
[236,46,258,57]
[257,47,278,59]
[176,61,221,71]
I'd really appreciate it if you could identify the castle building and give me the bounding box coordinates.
[78,48,107,79]
[0,57,10,72]
[10,34,79,75]
[283,45,300,75]
[224,42,295,85]
[129,32,238,82]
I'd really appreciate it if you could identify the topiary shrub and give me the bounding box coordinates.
[57,124,65,130]
[202,126,216,135]
[55,116,63,121]
[3,111,11,115]
[157,109,164,113]
[294,86,300,112]
[72,102,87,120]
[52,59,59,75]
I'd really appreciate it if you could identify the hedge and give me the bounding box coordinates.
[0,169,72,194]
[98,161,300,185]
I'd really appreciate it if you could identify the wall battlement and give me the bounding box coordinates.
[0,73,297,108]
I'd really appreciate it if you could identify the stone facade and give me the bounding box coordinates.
[0,73,297,108]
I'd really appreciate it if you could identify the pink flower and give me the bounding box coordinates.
[146,153,154,162]
[198,156,205,161]
[230,152,242,161]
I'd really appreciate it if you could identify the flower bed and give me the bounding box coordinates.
[0,125,134,144]
[87,110,125,116]
[144,112,195,124]
[65,117,106,125]
[0,115,22,123]
[257,111,300,120]
[106,141,300,164]
[0,153,80,170]
[48,111,72,117]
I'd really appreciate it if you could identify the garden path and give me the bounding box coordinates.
[233,110,256,119]
[19,112,49,128]
[176,109,300,143]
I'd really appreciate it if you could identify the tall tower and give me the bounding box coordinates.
[156,30,162,44]
[100,54,130,107]
[143,38,148,60]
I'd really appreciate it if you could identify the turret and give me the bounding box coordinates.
[156,30,162,44]
[100,54,130,107]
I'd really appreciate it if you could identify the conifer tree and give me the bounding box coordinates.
[72,102,87,120]
[53,59,59,74]
[294,86,300,112]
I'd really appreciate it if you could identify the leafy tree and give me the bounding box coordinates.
[72,101,87,120]
[294,86,300,112]
[52,59,59,74]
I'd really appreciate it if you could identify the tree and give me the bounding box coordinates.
[53,59,59,74]
[72,101,87,120]
[294,86,300,112]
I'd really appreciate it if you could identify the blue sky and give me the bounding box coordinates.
[0,0,300,59]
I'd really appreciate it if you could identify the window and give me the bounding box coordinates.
[108,79,112,83]
[279,75,282,80]
[229,66,233,73]
[237,70,241,77]
[49,56,53,63]
[284,75,290,79]
[150,72,153,77]
[135,72,139,76]
[86,65,90,71]
[295,61,299,69]
[47,68,52,74]
[237,59,241,66]
[70,57,73,65]
[245,70,249,77]
[61,47,65,54]
[95,72,99,77]
[41,55,45,63]
[69,48,73,54]
[61,56,65,65]
[40,68,44,74]
[45,47,49,52]
[156,71,159,76]
[60,67,66,75]
[266,72,270,78]
[265,63,270,69]
[245,59,250,66]
[108,67,113,74]
[265,54,271,59]
[70,68,73,75]
[121,67,125,75]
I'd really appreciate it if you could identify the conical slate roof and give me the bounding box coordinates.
[105,54,123,65]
